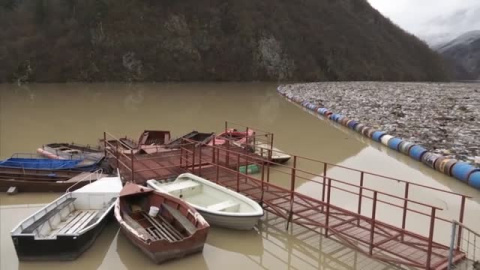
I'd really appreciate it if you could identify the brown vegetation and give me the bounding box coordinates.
[0,0,449,82]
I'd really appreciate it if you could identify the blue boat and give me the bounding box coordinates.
[0,157,82,170]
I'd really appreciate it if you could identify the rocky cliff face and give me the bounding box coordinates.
[435,31,480,80]
[0,0,449,82]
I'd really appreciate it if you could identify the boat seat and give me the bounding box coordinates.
[162,204,197,235]
[22,198,76,234]
[164,180,201,196]
[207,200,240,212]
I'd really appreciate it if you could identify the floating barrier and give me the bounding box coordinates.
[380,135,393,146]
[452,162,480,182]
[280,92,480,190]
[388,138,403,151]
[399,141,415,155]
[421,152,441,168]
[371,131,386,142]
[409,145,427,161]
[469,172,480,189]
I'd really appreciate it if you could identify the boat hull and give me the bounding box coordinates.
[0,178,89,192]
[119,224,205,264]
[11,211,112,261]
[197,209,261,230]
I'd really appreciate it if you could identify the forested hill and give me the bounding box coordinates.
[0,0,449,82]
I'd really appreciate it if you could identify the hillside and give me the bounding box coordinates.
[435,31,480,80]
[0,0,449,82]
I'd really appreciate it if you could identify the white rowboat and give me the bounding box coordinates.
[146,173,263,230]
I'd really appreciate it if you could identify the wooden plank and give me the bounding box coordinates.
[56,211,89,235]
[141,213,176,242]
[146,227,159,240]
[22,198,76,234]
[157,215,184,240]
[157,221,181,241]
[162,204,196,235]
[66,211,98,234]
[123,214,154,241]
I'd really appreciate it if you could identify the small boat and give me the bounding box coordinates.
[0,169,107,193]
[166,131,214,148]
[254,143,291,163]
[115,183,209,264]
[10,175,123,261]
[100,130,172,155]
[0,154,82,170]
[37,143,105,168]
[209,128,254,146]
[146,173,264,230]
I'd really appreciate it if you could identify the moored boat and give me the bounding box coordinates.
[146,173,264,230]
[0,169,107,193]
[209,128,254,146]
[254,143,291,163]
[10,175,122,261]
[166,131,214,148]
[0,154,82,170]
[115,183,209,263]
[37,143,104,168]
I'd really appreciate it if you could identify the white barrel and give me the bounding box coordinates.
[380,135,393,146]
[148,206,159,217]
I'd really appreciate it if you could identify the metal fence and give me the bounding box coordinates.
[448,221,480,270]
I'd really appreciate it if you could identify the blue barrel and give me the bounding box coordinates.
[348,120,358,129]
[317,108,327,114]
[337,115,345,123]
[468,171,480,189]
[409,145,427,161]
[451,162,480,182]
[371,131,386,142]
[332,114,341,121]
[387,138,403,150]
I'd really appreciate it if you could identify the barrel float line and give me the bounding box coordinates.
[278,91,480,190]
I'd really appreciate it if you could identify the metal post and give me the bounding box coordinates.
[426,207,436,269]
[180,147,183,169]
[225,121,228,134]
[369,191,378,256]
[447,221,458,270]
[103,132,107,157]
[215,148,219,183]
[192,146,196,174]
[130,149,134,183]
[116,140,119,170]
[198,146,202,177]
[457,196,466,250]
[287,156,297,229]
[325,178,332,237]
[261,161,265,205]
[266,151,271,183]
[226,140,230,167]
[357,172,364,225]
[212,139,216,163]
[236,153,240,192]
[402,182,410,241]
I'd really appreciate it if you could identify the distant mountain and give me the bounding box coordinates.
[434,31,480,80]
[0,0,449,82]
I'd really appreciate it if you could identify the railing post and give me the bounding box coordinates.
[447,221,458,270]
[369,191,378,256]
[325,177,332,237]
[116,140,119,170]
[225,121,228,134]
[287,156,297,229]
[401,182,410,240]
[212,140,216,163]
[321,162,327,212]
[103,132,107,157]
[426,207,436,269]
[192,146,196,174]
[215,148,220,183]
[198,146,202,177]
[266,150,271,183]
[226,140,230,167]
[261,160,265,205]
[236,153,240,192]
[357,172,364,225]
[130,149,134,183]
[180,147,183,169]
[457,196,466,250]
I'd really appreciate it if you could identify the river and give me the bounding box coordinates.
[0,83,479,270]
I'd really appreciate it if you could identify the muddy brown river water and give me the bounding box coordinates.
[0,83,479,270]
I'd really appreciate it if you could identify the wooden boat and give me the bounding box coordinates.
[254,143,291,163]
[0,155,82,170]
[114,183,209,264]
[37,143,105,168]
[166,131,214,148]
[100,130,172,155]
[0,169,107,193]
[10,175,122,261]
[209,128,254,146]
[146,173,264,230]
